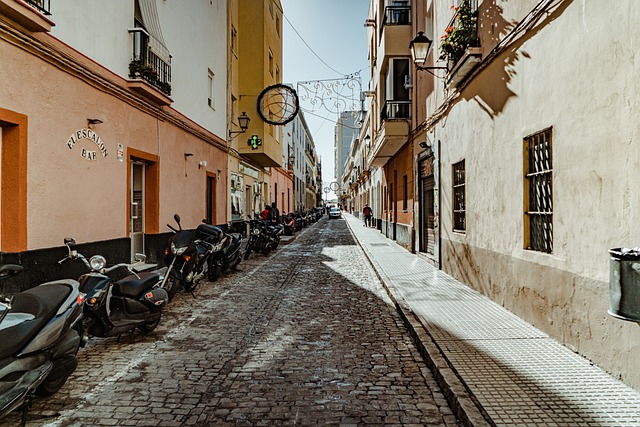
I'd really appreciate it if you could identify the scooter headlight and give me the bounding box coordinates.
[89,255,106,271]
[171,242,188,255]
[252,228,261,235]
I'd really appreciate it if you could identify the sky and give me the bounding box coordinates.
[281,0,370,201]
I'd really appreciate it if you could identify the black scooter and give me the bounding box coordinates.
[162,214,215,297]
[197,220,243,282]
[0,264,85,424]
[59,238,168,338]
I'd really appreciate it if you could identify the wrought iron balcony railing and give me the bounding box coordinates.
[129,28,172,96]
[382,6,410,26]
[380,100,410,121]
[25,0,50,15]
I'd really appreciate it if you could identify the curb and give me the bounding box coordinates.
[345,217,492,427]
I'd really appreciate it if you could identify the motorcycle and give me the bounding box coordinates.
[243,220,269,260]
[0,264,85,423]
[59,238,168,338]
[282,213,296,236]
[162,214,215,297]
[197,220,243,282]
[265,221,284,250]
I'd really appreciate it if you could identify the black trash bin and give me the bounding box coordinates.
[609,248,640,322]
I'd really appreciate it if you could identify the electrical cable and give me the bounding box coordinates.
[282,12,346,77]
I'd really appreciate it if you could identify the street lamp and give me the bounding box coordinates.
[229,112,250,138]
[410,32,447,71]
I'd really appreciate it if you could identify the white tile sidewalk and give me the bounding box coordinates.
[344,213,640,427]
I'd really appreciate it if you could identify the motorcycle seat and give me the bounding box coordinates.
[113,271,162,298]
[0,282,72,359]
[196,223,223,241]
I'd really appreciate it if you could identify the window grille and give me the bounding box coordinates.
[524,128,553,253]
[452,160,465,232]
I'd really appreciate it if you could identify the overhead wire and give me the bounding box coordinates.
[282,12,347,77]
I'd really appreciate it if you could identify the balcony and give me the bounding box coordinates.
[378,6,411,65]
[380,100,410,121]
[371,100,410,167]
[439,0,481,88]
[381,6,410,31]
[0,0,54,32]
[127,28,172,105]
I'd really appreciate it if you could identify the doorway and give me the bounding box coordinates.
[130,162,145,260]
[206,173,216,225]
[419,157,435,255]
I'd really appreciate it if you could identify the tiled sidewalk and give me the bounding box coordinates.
[344,213,640,427]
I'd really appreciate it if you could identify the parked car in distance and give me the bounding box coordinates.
[329,207,341,219]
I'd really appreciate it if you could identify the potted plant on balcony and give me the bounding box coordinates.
[128,59,171,96]
[438,0,479,68]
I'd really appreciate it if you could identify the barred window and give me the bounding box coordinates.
[524,128,553,253]
[452,160,465,232]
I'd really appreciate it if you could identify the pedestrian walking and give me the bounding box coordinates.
[363,204,373,227]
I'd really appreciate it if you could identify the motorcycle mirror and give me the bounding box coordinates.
[0,264,24,280]
[133,253,147,263]
[174,214,181,223]
[64,237,77,247]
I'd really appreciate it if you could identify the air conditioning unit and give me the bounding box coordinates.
[404,75,412,89]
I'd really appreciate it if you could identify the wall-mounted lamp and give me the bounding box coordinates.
[199,160,207,169]
[410,32,448,71]
[87,118,103,129]
[364,19,376,27]
[362,90,376,97]
[184,152,193,159]
[229,112,250,138]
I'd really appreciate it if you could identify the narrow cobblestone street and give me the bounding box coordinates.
[7,218,458,427]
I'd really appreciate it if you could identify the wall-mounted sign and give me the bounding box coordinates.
[117,143,124,162]
[66,128,108,161]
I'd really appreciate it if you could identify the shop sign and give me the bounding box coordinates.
[66,128,108,161]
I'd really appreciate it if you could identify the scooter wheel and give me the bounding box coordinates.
[165,271,181,302]
[262,243,271,255]
[208,259,222,282]
[35,354,78,396]
[138,312,162,333]
[244,244,253,260]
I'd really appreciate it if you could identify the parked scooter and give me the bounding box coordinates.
[59,238,168,338]
[0,264,85,423]
[197,220,243,282]
[282,213,296,236]
[162,214,215,296]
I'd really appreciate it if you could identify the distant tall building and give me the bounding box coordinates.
[334,111,358,188]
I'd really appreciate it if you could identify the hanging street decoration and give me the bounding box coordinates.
[296,73,362,116]
[257,84,300,125]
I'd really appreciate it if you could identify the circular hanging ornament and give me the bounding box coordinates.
[257,84,299,125]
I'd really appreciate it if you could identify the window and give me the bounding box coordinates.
[207,70,215,109]
[268,49,274,76]
[524,128,553,253]
[403,175,408,210]
[276,14,280,36]
[452,160,465,232]
[231,26,237,55]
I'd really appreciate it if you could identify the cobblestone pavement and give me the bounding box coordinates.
[6,217,459,427]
